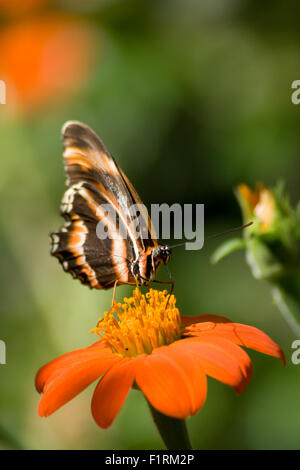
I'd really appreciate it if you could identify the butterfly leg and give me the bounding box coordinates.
[148,278,174,292]
[110,280,138,309]
[164,264,174,307]
[138,274,175,308]
[111,280,119,307]
[149,278,175,307]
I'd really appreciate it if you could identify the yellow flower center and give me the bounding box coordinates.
[91,288,182,357]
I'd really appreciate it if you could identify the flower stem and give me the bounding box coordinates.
[271,278,300,336]
[147,401,193,450]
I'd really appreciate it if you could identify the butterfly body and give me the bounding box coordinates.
[50,121,171,290]
[131,245,172,283]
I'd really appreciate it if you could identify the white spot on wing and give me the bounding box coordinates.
[51,233,60,253]
[61,181,85,214]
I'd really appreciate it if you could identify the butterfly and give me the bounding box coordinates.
[50,121,173,294]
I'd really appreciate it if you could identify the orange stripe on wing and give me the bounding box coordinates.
[63,142,119,179]
[89,180,143,269]
[77,187,129,284]
[64,147,94,170]
[66,219,102,289]
[119,166,158,248]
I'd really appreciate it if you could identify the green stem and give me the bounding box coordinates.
[147,401,193,450]
[271,282,300,336]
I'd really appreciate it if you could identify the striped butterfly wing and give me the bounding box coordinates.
[50,121,157,289]
[117,163,158,249]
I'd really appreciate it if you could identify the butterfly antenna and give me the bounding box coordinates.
[205,221,253,241]
[169,221,253,248]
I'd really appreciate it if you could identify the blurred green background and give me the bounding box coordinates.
[0,0,299,450]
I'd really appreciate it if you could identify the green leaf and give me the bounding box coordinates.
[211,237,245,264]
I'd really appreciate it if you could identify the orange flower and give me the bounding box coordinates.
[36,289,284,429]
[0,0,47,16]
[0,15,95,111]
[237,184,275,232]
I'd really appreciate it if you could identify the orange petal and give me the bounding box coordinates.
[38,349,120,417]
[91,355,145,429]
[184,322,285,364]
[181,314,231,327]
[135,345,207,419]
[238,184,259,209]
[174,337,253,394]
[35,340,108,393]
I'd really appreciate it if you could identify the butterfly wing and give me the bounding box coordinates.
[50,121,153,289]
[117,164,158,249]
